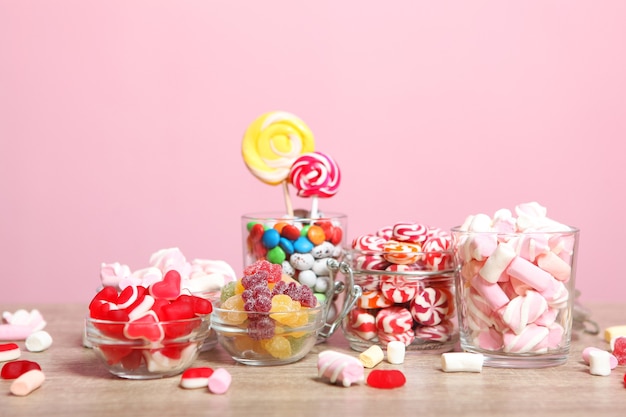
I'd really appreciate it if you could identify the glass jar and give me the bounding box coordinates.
[451,226,580,368]
[338,248,458,353]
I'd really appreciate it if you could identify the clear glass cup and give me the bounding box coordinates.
[241,211,348,326]
[451,226,580,368]
[338,248,458,353]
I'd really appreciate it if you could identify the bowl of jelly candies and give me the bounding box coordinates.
[212,260,326,365]
[85,283,213,379]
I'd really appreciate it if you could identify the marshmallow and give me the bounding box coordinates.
[207,368,232,394]
[506,256,558,293]
[25,330,53,352]
[0,309,47,341]
[582,347,617,369]
[0,343,21,362]
[604,325,626,343]
[441,352,484,372]
[536,252,571,282]
[10,369,45,396]
[478,242,516,283]
[589,349,611,376]
[386,341,406,364]
[359,345,384,368]
[318,350,364,387]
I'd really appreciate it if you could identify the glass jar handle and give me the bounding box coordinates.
[318,259,363,340]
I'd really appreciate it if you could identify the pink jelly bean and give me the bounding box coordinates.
[1,360,41,379]
[366,369,406,389]
[207,368,232,394]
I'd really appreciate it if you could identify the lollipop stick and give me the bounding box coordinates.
[283,181,294,218]
[310,195,319,219]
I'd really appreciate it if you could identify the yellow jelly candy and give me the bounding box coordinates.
[270,295,308,327]
[220,295,247,325]
[261,335,292,359]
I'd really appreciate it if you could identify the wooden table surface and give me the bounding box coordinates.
[1,302,624,417]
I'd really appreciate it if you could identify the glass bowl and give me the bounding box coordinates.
[85,314,211,379]
[211,303,325,366]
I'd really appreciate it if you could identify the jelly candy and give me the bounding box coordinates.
[149,270,182,300]
[1,360,41,379]
[180,367,214,389]
[613,336,626,366]
[366,369,406,389]
[261,335,292,359]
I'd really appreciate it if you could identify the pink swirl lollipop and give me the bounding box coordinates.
[288,151,341,218]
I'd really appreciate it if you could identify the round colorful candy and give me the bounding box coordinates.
[410,286,451,326]
[382,240,422,265]
[352,234,387,252]
[392,222,429,244]
[347,308,377,341]
[380,264,419,303]
[375,306,413,334]
[288,151,341,198]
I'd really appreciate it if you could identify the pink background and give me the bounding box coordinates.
[1,1,625,305]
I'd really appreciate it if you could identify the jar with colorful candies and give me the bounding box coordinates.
[339,223,458,353]
[241,211,348,318]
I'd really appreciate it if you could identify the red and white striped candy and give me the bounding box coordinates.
[380,265,418,303]
[179,367,214,389]
[288,151,341,198]
[377,329,415,347]
[375,226,393,240]
[382,240,421,265]
[502,324,549,354]
[375,307,413,334]
[347,308,377,340]
[414,320,455,342]
[354,254,389,271]
[352,235,387,252]
[422,235,452,271]
[392,222,429,244]
[357,291,394,309]
[410,286,451,326]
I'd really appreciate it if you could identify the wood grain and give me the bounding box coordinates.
[1,303,624,417]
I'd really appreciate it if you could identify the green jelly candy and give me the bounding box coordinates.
[220,281,237,302]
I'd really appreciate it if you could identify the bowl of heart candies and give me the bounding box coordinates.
[85,282,213,379]
[211,260,327,366]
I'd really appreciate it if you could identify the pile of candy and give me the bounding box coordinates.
[345,222,457,351]
[214,260,322,361]
[244,215,344,299]
[86,270,212,376]
[453,202,577,357]
[1,343,46,396]
[100,247,236,298]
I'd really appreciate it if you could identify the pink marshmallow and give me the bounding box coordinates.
[506,256,558,293]
[582,347,618,369]
[498,291,548,335]
[470,276,510,312]
[536,252,571,282]
[207,368,232,394]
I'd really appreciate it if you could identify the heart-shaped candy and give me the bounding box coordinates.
[123,311,164,342]
[149,270,181,300]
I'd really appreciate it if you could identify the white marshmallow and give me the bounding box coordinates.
[25,330,53,352]
[386,341,406,364]
[589,349,611,376]
[441,352,484,373]
[478,242,516,283]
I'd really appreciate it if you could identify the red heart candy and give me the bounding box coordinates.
[99,345,133,365]
[149,270,181,300]
[89,286,119,313]
[367,369,407,389]
[123,311,164,342]
[117,285,147,310]
[120,349,144,370]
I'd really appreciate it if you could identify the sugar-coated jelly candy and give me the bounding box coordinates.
[366,369,406,389]
[1,360,41,379]
[613,337,626,366]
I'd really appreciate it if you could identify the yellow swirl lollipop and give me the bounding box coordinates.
[242,111,315,186]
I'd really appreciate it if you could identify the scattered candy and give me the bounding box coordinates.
[441,352,484,373]
[359,345,384,368]
[179,367,214,389]
[1,360,41,379]
[25,330,53,352]
[207,368,232,394]
[10,369,45,396]
[386,341,405,364]
[317,350,364,387]
[0,309,47,341]
[603,325,626,343]
[0,343,21,362]
[589,349,611,376]
[582,347,617,369]
[612,336,626,365]
[366,369,406,389]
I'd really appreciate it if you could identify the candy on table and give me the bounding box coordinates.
[242,111,315,216]
[589,349,612,376]
[441,352,484,373]
[366,369,406,389]
[288,151,341,219]
[207,368,232,394]
[386,340,405,364]
[1,360,41,379]
[179,367,214,389]
[25,330,52,352]
[612,337,626,365]
[582,347,618,369]
[10,369,45,396]
[454,202,578,355]
[317,350,364,387]
[604,325,626,343]
[0,309,47,341]
[359,345,384,368]
[0,343,21,362]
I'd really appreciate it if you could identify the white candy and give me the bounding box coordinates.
[386,341,406,364]
[298,270,317,288]
[441,352,484,373]
[25,330,53,352]
[589,350,611,376]
[478,242,516,283]
[359,345,384,368]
